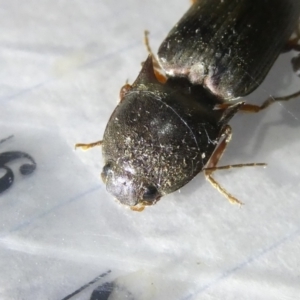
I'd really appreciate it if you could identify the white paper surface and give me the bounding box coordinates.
[1,1,300,299]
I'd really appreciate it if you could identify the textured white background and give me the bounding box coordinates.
[0,1,300,299]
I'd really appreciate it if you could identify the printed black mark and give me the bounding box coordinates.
[0,135,36,194]
[61,270,111,300]
[90,282,114,300]
[91,279,136,300]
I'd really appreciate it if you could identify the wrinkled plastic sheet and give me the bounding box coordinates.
[1,1,300,299]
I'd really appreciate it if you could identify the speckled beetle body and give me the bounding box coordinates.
[101,57,243,207]
[77,0,300,210]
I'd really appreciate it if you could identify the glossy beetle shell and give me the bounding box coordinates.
[101,57,243,207]
[158,0,300,99]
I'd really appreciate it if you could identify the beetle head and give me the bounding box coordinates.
[101,161,161,209]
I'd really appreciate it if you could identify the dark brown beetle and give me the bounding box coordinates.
[77,0,300,211]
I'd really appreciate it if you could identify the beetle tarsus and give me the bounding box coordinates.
[75,141,102,151]
[205,173,244,206]
[204,162,266,205]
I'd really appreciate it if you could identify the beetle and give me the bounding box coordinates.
[76,0,300,211]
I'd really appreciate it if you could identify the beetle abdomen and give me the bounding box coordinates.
[158,0,300,99]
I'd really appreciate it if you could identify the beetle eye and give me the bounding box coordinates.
[101,163,112,183]
[142,185,159,201]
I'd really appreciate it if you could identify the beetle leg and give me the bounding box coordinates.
[242,90,300,113]
[205,173,243,205]
[204,125,243,205]
[206,125,232,169]
[75,140,102,150]
[216,88,300,113]
[130,204,145,212]
[204,125,267,205]
[144,31,167,83]
[120,83,132,101]
[144,30,159,67]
